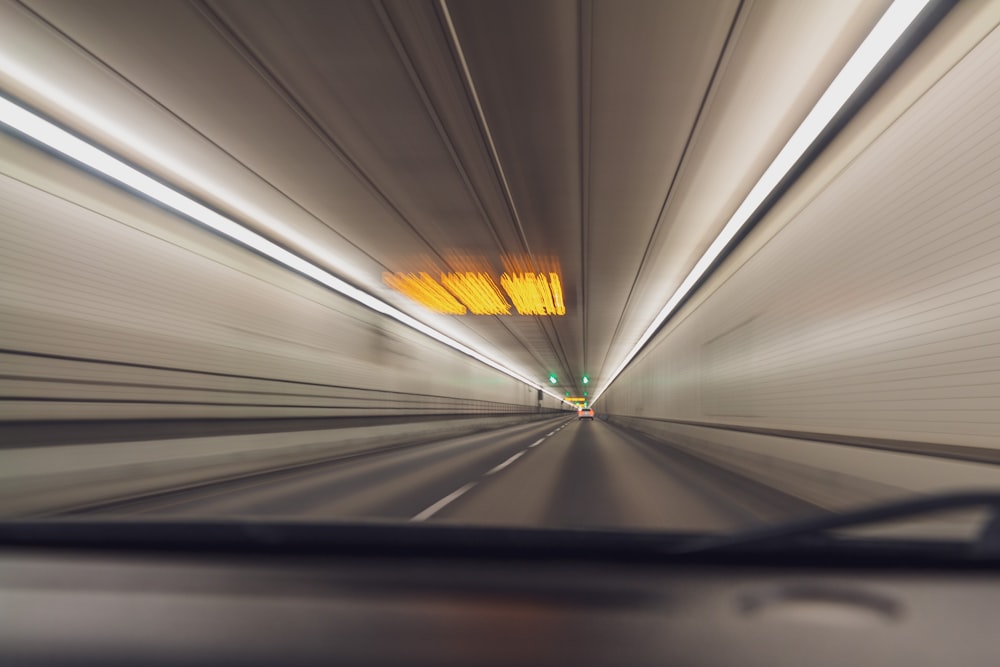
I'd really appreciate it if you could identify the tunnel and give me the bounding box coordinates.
[2,0,999,531]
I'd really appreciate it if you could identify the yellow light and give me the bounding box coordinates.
[500,272,566,316]
[384,253,566,316]
[549,273,565,315]
[441,272,511,315]
[383,272,467,314]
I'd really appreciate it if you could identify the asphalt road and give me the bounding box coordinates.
[78,417,817,531]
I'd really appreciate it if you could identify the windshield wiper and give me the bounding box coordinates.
[675,490,1000,557]
[3,492,1000,565]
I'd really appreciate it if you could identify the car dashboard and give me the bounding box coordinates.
[1,520,998,667]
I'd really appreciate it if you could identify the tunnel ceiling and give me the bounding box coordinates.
[3,0,895,398]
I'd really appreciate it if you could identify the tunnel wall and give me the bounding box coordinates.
[600,15,1000,507]
[0,134,563,423]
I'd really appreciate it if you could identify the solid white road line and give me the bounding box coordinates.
[411,482,477,521]
[485,451,526,476]
[529,438,545,448]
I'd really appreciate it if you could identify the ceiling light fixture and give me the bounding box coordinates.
[0,95,575,405]
[592,0,938,404]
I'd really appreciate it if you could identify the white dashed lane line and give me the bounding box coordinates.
[485,451,526,475]
[412,426,562,521]
[411,482,477,521]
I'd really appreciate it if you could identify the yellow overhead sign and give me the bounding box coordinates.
[382,272,466,314]
[440,272,510,315]
[501,272,566,316]
[384,253,567,316]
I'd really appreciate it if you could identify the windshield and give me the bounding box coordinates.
[2,0,999,543]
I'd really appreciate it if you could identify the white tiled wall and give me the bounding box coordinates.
[602,23,1000,449]
[0,155,551,420]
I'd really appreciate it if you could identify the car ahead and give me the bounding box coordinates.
[578,408,594,420]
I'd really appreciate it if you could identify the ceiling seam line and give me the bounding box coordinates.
[594,0,749,386]
[529,0,591,395]
[436,0,535,264]
[374,1,537,357]
[11,0,388,271]
[372,0,516,258]
[191,0,460,273]
[579,0,593,383]
[496,317,564,373]
[436,0,576,386]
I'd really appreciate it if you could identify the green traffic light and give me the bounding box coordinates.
[582,375,590,384]
[548,374,558,384]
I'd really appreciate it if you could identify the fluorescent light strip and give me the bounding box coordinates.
[0,50,363,282]
[591,0,934,404]
[0,96,574,405]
